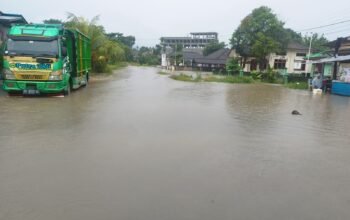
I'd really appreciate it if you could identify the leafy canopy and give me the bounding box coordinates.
[203,42,226,56]
[230,6,287,62]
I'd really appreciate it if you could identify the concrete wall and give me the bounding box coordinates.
[230,49,311,74]
[268,50,310,74]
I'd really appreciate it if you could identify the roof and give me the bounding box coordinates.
[305,51,332,60]
[161,37,192,40]
[190,32,218,35]
[183,51,203,61]
[328,36,350,47]
[287,42,309,51]
[311,55,350,64]
[194,48,231,65]
[9,24,62,37]
[0,11,27,26]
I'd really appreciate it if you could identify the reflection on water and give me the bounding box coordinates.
[1,67,350,220]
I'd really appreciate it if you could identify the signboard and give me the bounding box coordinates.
[161,54,167,67]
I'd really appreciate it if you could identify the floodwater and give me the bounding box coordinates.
[1,66,350,220]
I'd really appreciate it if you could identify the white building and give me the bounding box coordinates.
[230,42,311,74]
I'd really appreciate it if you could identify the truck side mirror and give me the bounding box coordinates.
[62,47,67,57]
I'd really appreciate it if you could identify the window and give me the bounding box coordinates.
[274,59,286,69]
[296,53,307,57]
[6,38,59,57]
[294,60,306,71]
[276,52,287,56]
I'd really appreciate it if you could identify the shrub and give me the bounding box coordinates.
[226,58,241,75]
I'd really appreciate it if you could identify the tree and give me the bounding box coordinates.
[65,13,125,72]
[303,33,329,52]
[136,47,160,66]
[203,42,226,56]
[226,58,241,75]
[285,28,303,44]
[230,6,287,69]
[106,32,136,61]
[43,19,63,24]
[106,32,135,48]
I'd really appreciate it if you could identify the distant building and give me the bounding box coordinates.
[160,32,218,48]
[0,11,27,45]
[230,42,312,74]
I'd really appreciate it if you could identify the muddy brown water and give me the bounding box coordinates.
[1,66,350,220]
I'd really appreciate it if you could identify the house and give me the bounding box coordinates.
[230,42,312,74]
[310,36,350,79]
[0,11,27,46]
[193,48,231,71]
[307,52,334,77]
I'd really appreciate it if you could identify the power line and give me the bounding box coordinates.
[323,28,350,35]
[299,19,350,32]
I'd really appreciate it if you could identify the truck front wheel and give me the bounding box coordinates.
[64,80,72,96]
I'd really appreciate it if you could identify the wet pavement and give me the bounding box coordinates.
[1,66,350,220]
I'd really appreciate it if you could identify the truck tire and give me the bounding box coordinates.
[64,80,72,96]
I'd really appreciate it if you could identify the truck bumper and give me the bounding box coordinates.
[3,80,67,94]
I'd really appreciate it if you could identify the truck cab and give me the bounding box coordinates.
[2,24,91,95]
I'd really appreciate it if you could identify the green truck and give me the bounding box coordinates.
[2,24,91,95]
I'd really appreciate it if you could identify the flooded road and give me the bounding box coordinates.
[1,66,350,220]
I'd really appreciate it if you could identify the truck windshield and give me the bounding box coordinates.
[6,38,59,58]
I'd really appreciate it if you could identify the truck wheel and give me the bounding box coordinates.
[64,80,72,96]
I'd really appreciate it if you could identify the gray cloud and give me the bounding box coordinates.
[3,0,350,46]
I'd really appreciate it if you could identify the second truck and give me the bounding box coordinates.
[2,24,91,95]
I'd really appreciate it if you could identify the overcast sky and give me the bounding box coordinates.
[2,0,350,46]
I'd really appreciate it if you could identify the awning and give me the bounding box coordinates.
[311,55,350,64]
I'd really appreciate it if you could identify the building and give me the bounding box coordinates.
[231,42,312,74]
[192,48,230,70]
[0,11,27,45]
[160,32,218,48]
[311,36,350,79]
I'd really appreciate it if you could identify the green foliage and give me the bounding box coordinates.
[106,33,136,62]
[303,33,329,52]
[65,13,126,73]
[204,75,254,84]
[261,66,278,83]
[250,70,262,80]
[251,33,280,61]
[285,82,309,90]
[170,74,254,84]
[170,74,201,82]
[285,28,303,44]
[203,42,225,56]
[158,71,169,75]
[230,6,288,63]
[136,47,160,66]
[106,32,135,48]
[226,58,241,75]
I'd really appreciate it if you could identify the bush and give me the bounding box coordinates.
[250,71,262,80]
[226,58,241,75]
[261,67,278,83]
[285,82,309,90]
[204,75,254,84]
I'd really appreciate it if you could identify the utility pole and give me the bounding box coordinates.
[307,32,313,76]
[175,44,177,68]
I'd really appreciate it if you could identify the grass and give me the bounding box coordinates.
[204,75,254,84]
[158,71,169,75]
[284,82,309,90]
[170,74,201,82]
[170,74,254,84]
